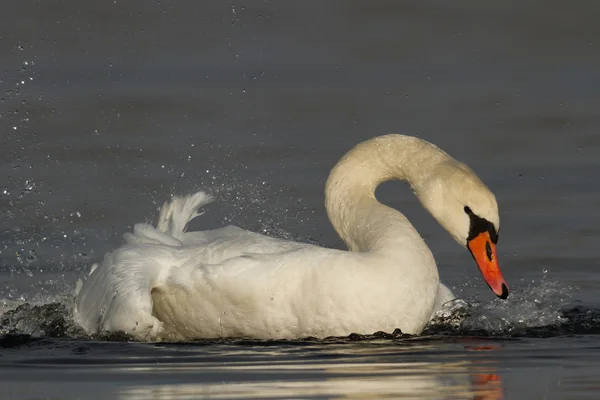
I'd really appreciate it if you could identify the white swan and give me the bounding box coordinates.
[74,134,508,341]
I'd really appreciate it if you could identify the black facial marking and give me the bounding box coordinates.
[464,206,498,244]
[499,283,509,300]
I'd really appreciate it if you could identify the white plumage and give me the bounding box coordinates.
[74,134,501,341]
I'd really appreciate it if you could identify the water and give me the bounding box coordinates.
[1,1,600,398]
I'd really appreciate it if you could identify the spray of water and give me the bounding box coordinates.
[425,275,583,336]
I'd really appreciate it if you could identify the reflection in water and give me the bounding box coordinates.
[117,344,504,399]
[472,374,503,400]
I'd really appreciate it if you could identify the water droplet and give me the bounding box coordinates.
[27,250,38,263]
[21,179,35,196]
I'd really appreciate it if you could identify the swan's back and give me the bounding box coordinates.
[150,242,429,340]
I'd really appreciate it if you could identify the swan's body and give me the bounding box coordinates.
[74,135,507,341]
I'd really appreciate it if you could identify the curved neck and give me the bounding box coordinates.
[324,135,450,252]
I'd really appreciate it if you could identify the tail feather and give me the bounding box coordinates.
[123,191,214,246]
[157,191,214,236]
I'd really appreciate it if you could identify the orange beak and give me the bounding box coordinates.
[467,231,509,299]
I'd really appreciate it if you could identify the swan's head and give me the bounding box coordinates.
[415,160,509,299]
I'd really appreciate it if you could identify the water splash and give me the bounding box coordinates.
[0,303,84,338]
[189,168,317,244]
[425,276,581,337]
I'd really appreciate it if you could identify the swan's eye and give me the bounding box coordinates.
[464,206,473,215]
[485,241,493,261]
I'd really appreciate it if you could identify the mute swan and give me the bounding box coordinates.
[74,134,508,341]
